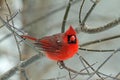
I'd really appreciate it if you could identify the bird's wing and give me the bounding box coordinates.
[34,34,64,53]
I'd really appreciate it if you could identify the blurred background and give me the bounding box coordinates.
[0,0,120,80]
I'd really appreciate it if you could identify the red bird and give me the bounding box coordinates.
[21,26,79,61]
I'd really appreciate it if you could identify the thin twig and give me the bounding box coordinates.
[79,47,120,52]
[87,48,120,79]
[69,62,97,80]
[5,0,22,61]
[0,16,44,80]
[81,0,100,25]
[98,72,120,80]
[68,71,72,80]
[5,1,29,79]
[79,56,90,74]
[0,53,41,80]
[79,56,119,79]
[61,0,73,33]
[79,0,85,24]
[58,61,92,75]
[81,56,104,80]
[0,16,41,54]
[0,12,18,28]
[20,69,29,80]
[80,34,120,47]
[76,17,120,34]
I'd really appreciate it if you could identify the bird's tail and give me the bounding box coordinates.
[21,35,37,41]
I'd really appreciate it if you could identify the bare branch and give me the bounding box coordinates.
[0,16,44,80]
[80,34,120,47]
[4,1,29,79]
[87,48,120,79]
[79,56,120,80]
[79,47,120,52]
[76,17,120,34]
[81,0,100,25]
[5,0,22,61]
[79,56,90,74]
[20,69,29,80]
[81,56,104,80]
[0,12,18,28]
[57,61,92,75]
[79,0,85,24]
[0,53,41,80]
[61,0,73,33]
[0,16,41,53]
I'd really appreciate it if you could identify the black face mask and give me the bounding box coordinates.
[67,35,76,44]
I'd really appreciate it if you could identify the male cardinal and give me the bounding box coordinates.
[21,26,79,61]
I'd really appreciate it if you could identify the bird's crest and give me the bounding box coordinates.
[65,25,76,35]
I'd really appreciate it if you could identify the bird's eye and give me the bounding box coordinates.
[68,35,76,44]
